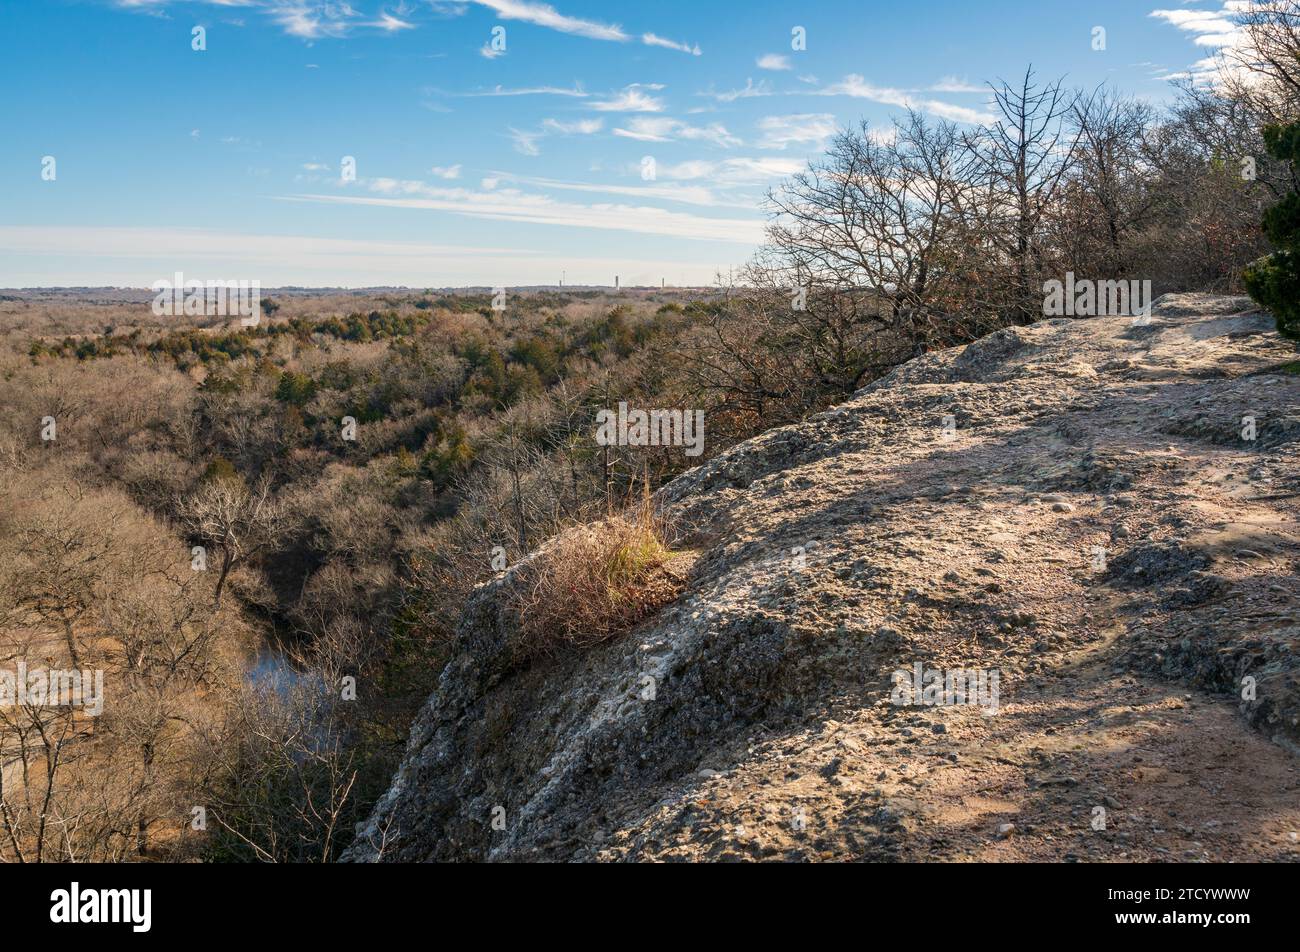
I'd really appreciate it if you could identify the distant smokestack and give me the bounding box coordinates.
[615,275,620,289]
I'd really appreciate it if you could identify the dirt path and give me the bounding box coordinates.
[592,299,1300,862]
[599,634,1300,862]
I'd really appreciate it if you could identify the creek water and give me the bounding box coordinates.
[247,646,309,694]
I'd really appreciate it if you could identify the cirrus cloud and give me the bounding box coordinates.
[817,74,996,124]
[756,113,838,150]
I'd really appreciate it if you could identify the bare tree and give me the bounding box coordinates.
[965,67,1081,322]
[1056,88,1159,276]
[1222,1,1300,123]
[472,413,551,555]
[1136,89,1277,291]
[0,479,231,863]
[2,485,131,670]
[766,111,974,346]
[674,112,987,431]
[179,475,287,607]
[198,680,359,863]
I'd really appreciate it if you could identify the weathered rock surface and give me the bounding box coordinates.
[346,295,1300,863]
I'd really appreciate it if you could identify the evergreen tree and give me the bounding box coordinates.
[1244,121,1300,343]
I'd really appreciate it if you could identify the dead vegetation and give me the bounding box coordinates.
[507,492,688,658]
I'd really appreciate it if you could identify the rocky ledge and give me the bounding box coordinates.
[345,295,1300,863]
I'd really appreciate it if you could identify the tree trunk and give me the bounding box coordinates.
[213,550,234,608]
[61,616,82,671]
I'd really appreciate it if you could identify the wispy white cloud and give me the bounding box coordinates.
[460,83,588,97]
[220,135,262,149]
[116,0,702,52]
[269,3,356,40]
[369,10,415,32]
[487,172,741,208]
[113,0,702,50]
[588,84,666,112]
[541,118,603,134]
[930,76,983,93]
[504,117,603,156]
[0,224,532,262]
[755,113,838,150]
[659,156,804,183]
[1149,3,1251,86]
[643,32,700,56]
[468,0,626,41]
[756,53,792,71]
[1149,7,1239,46]
[0,225,735,288]
[429,163,462,179]
[613,117,740,148]
[282,177,765,243]
[700,78,774,103]
[470,1,702,53]
[817,74,995,124]
[508,127,543,155]
[699,73,993,115]
[115,0,260,9]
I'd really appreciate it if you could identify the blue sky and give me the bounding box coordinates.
[0,0,1240,287]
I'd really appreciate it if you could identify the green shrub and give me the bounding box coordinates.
[202,457,241,484]
[275,370,318,407]
[1244,122,1300,343]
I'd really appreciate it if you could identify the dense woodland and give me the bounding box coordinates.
[0,3,1296,862]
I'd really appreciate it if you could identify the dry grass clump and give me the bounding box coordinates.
[509,501,685,657]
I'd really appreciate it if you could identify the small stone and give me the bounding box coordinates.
[1040,775,1079,787]
[1052,502,1075,513]
[996,823,1016,839]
